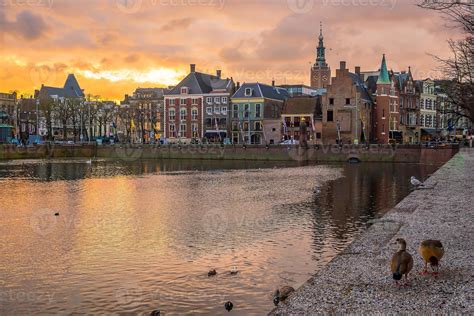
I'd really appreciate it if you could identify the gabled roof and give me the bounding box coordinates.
[134,87,168,98]
[39,74,85,99]
[166,72,233,95]
[232,83,290,101]
[349,73,374,104]
[282,96,322,117]
[377,54,391,84]
[64,74,85,97]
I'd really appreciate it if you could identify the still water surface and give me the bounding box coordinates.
[0,159,440,315]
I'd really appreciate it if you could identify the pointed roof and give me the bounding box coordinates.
[232,83,289,101]
[166,72,233,95]
[377,54,390,85]
[63,74,85,97]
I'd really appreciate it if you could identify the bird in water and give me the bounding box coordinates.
[224,301,233,312]
[391,238,414,286]
[230,266,238,275]
[272,286,295,306]
[86,158,92,164]
[419,240,444,277]
[54,212,60,216]
[410,176,424,188]
[208,269,217,277]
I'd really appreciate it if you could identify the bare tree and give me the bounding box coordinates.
[38,95,57,141]
[418,1,474,124]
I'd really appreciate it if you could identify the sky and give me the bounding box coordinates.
[0,0,463,101]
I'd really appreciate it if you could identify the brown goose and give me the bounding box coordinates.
[390,238,414,285]
[419,240,444,276]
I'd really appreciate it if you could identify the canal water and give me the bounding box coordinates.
[0,159,440,315]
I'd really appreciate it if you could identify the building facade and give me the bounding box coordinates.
[0,92,17,129]
[397,68,420,144]
[230,83,289,145]
[122,87,168,143]
[367,55,401,144]
[282,96,322,145]
[164,64,234,143]
[418,79,438,141]
[321,61,373,144]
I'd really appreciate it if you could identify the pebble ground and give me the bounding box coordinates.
[271,148,474,315]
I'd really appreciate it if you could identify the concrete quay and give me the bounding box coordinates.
[271,148,473,315]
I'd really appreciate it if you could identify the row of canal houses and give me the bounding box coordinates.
[1,27,470,144]
[159,61,464,145]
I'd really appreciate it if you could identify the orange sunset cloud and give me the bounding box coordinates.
[0,0,463,101]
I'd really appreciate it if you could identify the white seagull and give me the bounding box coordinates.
[410,176,424,188]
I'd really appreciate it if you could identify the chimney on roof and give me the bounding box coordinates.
[237,82,240,90]
[216,69,222,78]
[340,61,346,70]
[355,66,360,75]
[190,64,196,73]
[272,80,275,87]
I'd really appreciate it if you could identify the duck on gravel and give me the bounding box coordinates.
[391,238,414,286]
[419,239,444,277]
[273,286,295,306]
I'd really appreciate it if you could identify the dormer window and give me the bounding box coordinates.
[244,88,253,97]
[181,87,188,94]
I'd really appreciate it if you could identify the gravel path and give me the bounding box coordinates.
[271,149,474,315]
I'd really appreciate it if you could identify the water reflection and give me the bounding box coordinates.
[0,160,440,315]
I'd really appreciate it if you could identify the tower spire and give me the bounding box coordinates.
[377,53,390,84]
[315,22,327,68]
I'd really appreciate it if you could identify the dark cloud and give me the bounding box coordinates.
[1,10,48,40]
[160,17,195,32]
[124,54,140,63]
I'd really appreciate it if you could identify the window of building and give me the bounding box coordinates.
[329,98,334,105]
[420,115,425,126]
[214,97,220,104]
[221,106,228,115]
[233,104,238,118]
[180,98,187,105]
[206,97,212,104]
[244,88,252,96]
[382,109,385,118]
[327,110,334,122]
[169,108,175,120]
[169,98,175,106]
[180,108,187,120]
[232,121,239,131]
[222,97,228,104]
[255,104,261,118]
[181,87,188,94]
[345,98,350,105]
[206,107,212,115]
[214,106,220,114]
[316,132,321,139]
[243,122,249,131]
[191,107,198,120]
[169,123,176,137]
[255,121,262,131]
[191,123,198,138]
[179,124,186,137]
[192,98,198,105]
[244,104,249,118]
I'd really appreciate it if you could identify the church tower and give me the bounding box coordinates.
[310,22,331,89]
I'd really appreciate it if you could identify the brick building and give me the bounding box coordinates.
[321,61,373,144]
[366,55,401,144]
[164,64,234,143]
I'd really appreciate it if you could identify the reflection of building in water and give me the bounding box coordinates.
[311,163,440,243]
